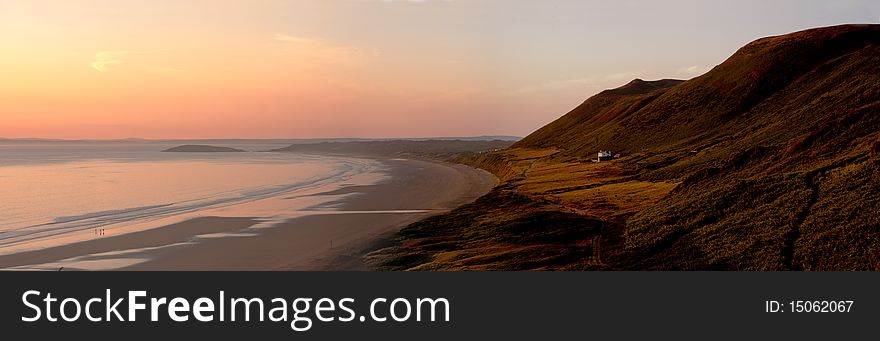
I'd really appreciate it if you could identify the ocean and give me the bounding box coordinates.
[0,140,386,255]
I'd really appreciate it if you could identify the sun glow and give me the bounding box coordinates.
[2,0,876,139]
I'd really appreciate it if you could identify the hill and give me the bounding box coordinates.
[161,145,246,153]
[269,139,514,158]
[368,24,880,270]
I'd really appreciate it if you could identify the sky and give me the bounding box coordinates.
[1,0,878,139]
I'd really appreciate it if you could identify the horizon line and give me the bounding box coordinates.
[0,135,523,142]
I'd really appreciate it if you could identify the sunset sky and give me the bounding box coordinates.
[1,0,878,139]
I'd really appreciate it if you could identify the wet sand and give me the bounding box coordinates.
[0,158,496,270]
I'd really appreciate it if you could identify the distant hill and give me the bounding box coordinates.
[435,135,520,142]
[162,145,246,153]
[373,24,880,271]
[270,139,514,157]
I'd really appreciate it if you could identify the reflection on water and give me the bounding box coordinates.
[0,142,388,255]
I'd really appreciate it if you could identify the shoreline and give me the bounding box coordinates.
[0,158,496,270]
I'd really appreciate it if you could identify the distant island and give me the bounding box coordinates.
[161,145,246,153]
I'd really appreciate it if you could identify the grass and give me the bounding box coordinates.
[365,189,611,271]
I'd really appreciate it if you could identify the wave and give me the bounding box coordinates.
[52,204,175,224]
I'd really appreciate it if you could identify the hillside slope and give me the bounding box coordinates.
[518,24,879,177]
[370,24,880,270]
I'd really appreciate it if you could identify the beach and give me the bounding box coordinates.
[0,158,496,270]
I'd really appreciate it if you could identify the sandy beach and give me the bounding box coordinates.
[0,158,496,270]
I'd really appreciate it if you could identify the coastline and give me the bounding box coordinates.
[0,158,496,270]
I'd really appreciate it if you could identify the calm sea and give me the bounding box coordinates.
[0,140,384,254]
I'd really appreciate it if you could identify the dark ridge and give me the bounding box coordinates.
[606,78,686,96]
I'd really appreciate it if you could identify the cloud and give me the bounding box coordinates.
[377,0,455,2]
[514,71,643,94]
[91,50,181,73]
[676,65,706,76]
[92,51,138,72]
[272,33,370,68]
[272,34,315,44]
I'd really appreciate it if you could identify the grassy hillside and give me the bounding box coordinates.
[369,24,880,270]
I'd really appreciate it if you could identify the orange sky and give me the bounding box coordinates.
[2,0,876,139]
